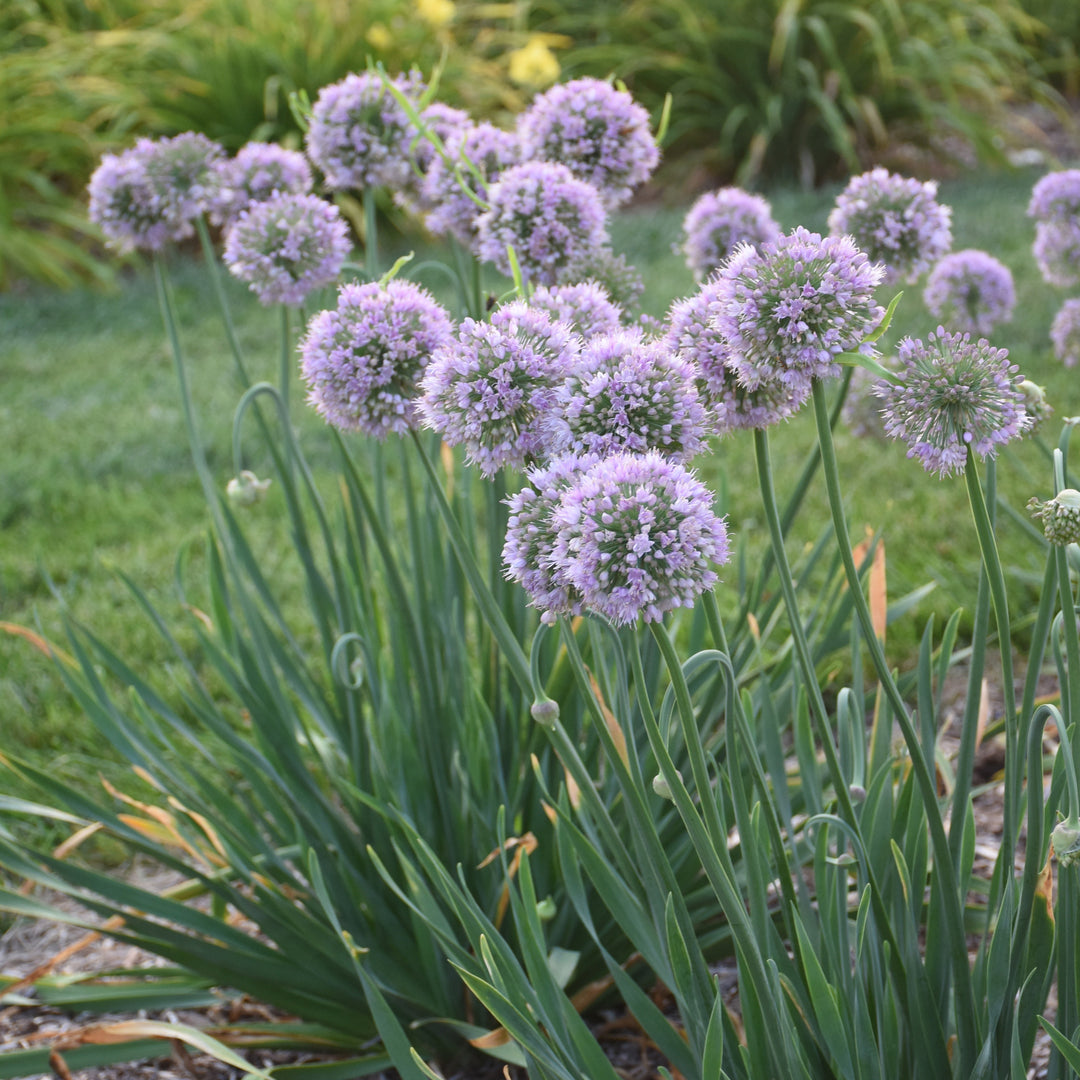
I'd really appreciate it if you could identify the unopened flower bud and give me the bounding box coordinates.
[1028,488,1080,545]
[1052,817,1080,867]
[226,470,271,507]
[652,770,681,800]
[848,784,867,802]
[535,897,557,922]
[1018,380,1053,435]
[530,698,560,728]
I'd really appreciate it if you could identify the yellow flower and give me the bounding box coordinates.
[507,36,560,88]
[417,0,455,27]
[366,23,392,50]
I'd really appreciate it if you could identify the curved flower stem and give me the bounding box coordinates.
[279,305,292,422]
[809,379,977,1071]
[195,215,251,387]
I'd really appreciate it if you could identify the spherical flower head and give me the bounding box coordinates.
[476,161,608,286]
[556,246,645,315]
[876,328,1029,478]
[550,451,730,626]
[1028,489,1080,545]
[411,101,472,176]
[528,281,624,339]
[517,77,659,208]
[418,301,580,475]
[1018,379,1053,435]
[679,188,782,281]
[714,228,885,393]
[210,142,313,226]
[423,123,520,243]
[1052,298,1080,368]
[1034,221,1080,287]
[665,280,809,431]
[300,279,454,438]
[827,168,952,284]
[306,71,423,191]
[923,250,1015,337]
[1028,170,1080,225]
[223,192,351,306]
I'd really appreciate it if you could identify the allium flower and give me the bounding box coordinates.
[550,451,730,625]
[556,246,644,314]
[1034,221,1080,287]
[300,279,453,438]
[418,301,579,474]
[517,77,659,207]
[922,250,1015,337]
[827,168,952,284]
[664,281,809,431]
[411,101,472,176]
[1018,380,1053,435]
[679,188,782,281]
[713,228,885,393]
[876,328,1029,477]
[223,193,351,306]
[528,281,624,339]
[546,329,708,461]
[210,142,313,225]
[1051,298,1080,367]
[1028,489,1080,545]
[306,71,422,191]
[423,123,520,243]
[476,161,608,286]
[1028,170,1080,225]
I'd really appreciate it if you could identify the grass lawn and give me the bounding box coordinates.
[1,165,1074,811]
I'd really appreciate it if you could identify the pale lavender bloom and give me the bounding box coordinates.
[546,329,708,461]
[517,77,659,207]
[876,328,1029,477]
[1028,170,1080,225]
[306,71,423,191]
[417,301,580,475]
[827,168,952,284]
[300,279,453,438]
[411,101,472,176]
[1033,221,1080,287]
[476,161,608,286]
[210,142,313,226]
[1051,298,1080,368]
[713,228,885,394]
[423,123,520,243]
[528,281,624,339]
[550,451,729,625]
[923,250,1015,337]
[223,193,351,306]
[664,280,809,431]
[557,246,645,315]
[679,188,781,281]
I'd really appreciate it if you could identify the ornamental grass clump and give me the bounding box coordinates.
[679,187,781,281]
[923,249,1015,336]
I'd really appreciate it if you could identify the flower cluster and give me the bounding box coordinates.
[476,161,608,286]
[713,228,885,393]
[1028,170,1080,225]
[223,193,351,306]
[679,188,781,281]
[517,77,659,207]
[1028,489,1080,546]
[210,143,313,226]
[1051,298,1080,368]
[922,249,1015,337]
[1033,222,1080,287]
[556,246,644,313]
[300,280,453,438]
[876,328,1029,477]
[528,282,624,339]
[411,102,472,177]
[827,168,952,284]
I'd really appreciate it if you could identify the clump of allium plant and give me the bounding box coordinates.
[1033,221,1080,287]
[679,188,781,281]
[517,77,659,207]
[1028,169,1080,226]
[1051,298,1080,368]
[827,167,952,284]
[210,143,313,226]
[223,192,351,306]
[546,329,708,461]
[923,249,1015,337]
[664,280,808,431]
[876,328,1029,477]
[306,71,423,191]
[300,279,454,438]
[528,281,624,339]
[418,301,579,475]
[557,246,645,314]
[713,227,885,393]
[549,451,730,625]
[476,161,608,286]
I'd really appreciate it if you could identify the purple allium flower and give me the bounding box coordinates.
[411,101,472,176]
[418,301,579,475]
[528,281,624,339]
[550,451,729,625]
[664,280,809,431]
[1028,170,1080,225]
[876,328,1029,477]
[546,329,708,461]
[517,77,659,208]
[223,192,351,306]
[300,279,453,438]
[210,142,313,226]
[827,168,952,284]
[423,123,520,243]
[556,246,645,315]
[922,249,1015,337]
[713,228,885,394]
[306,71,423,191]
[679,188,782,281]
[476,161,608,286]
[1052,298,1080,367]
[1033,221,1080,287]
